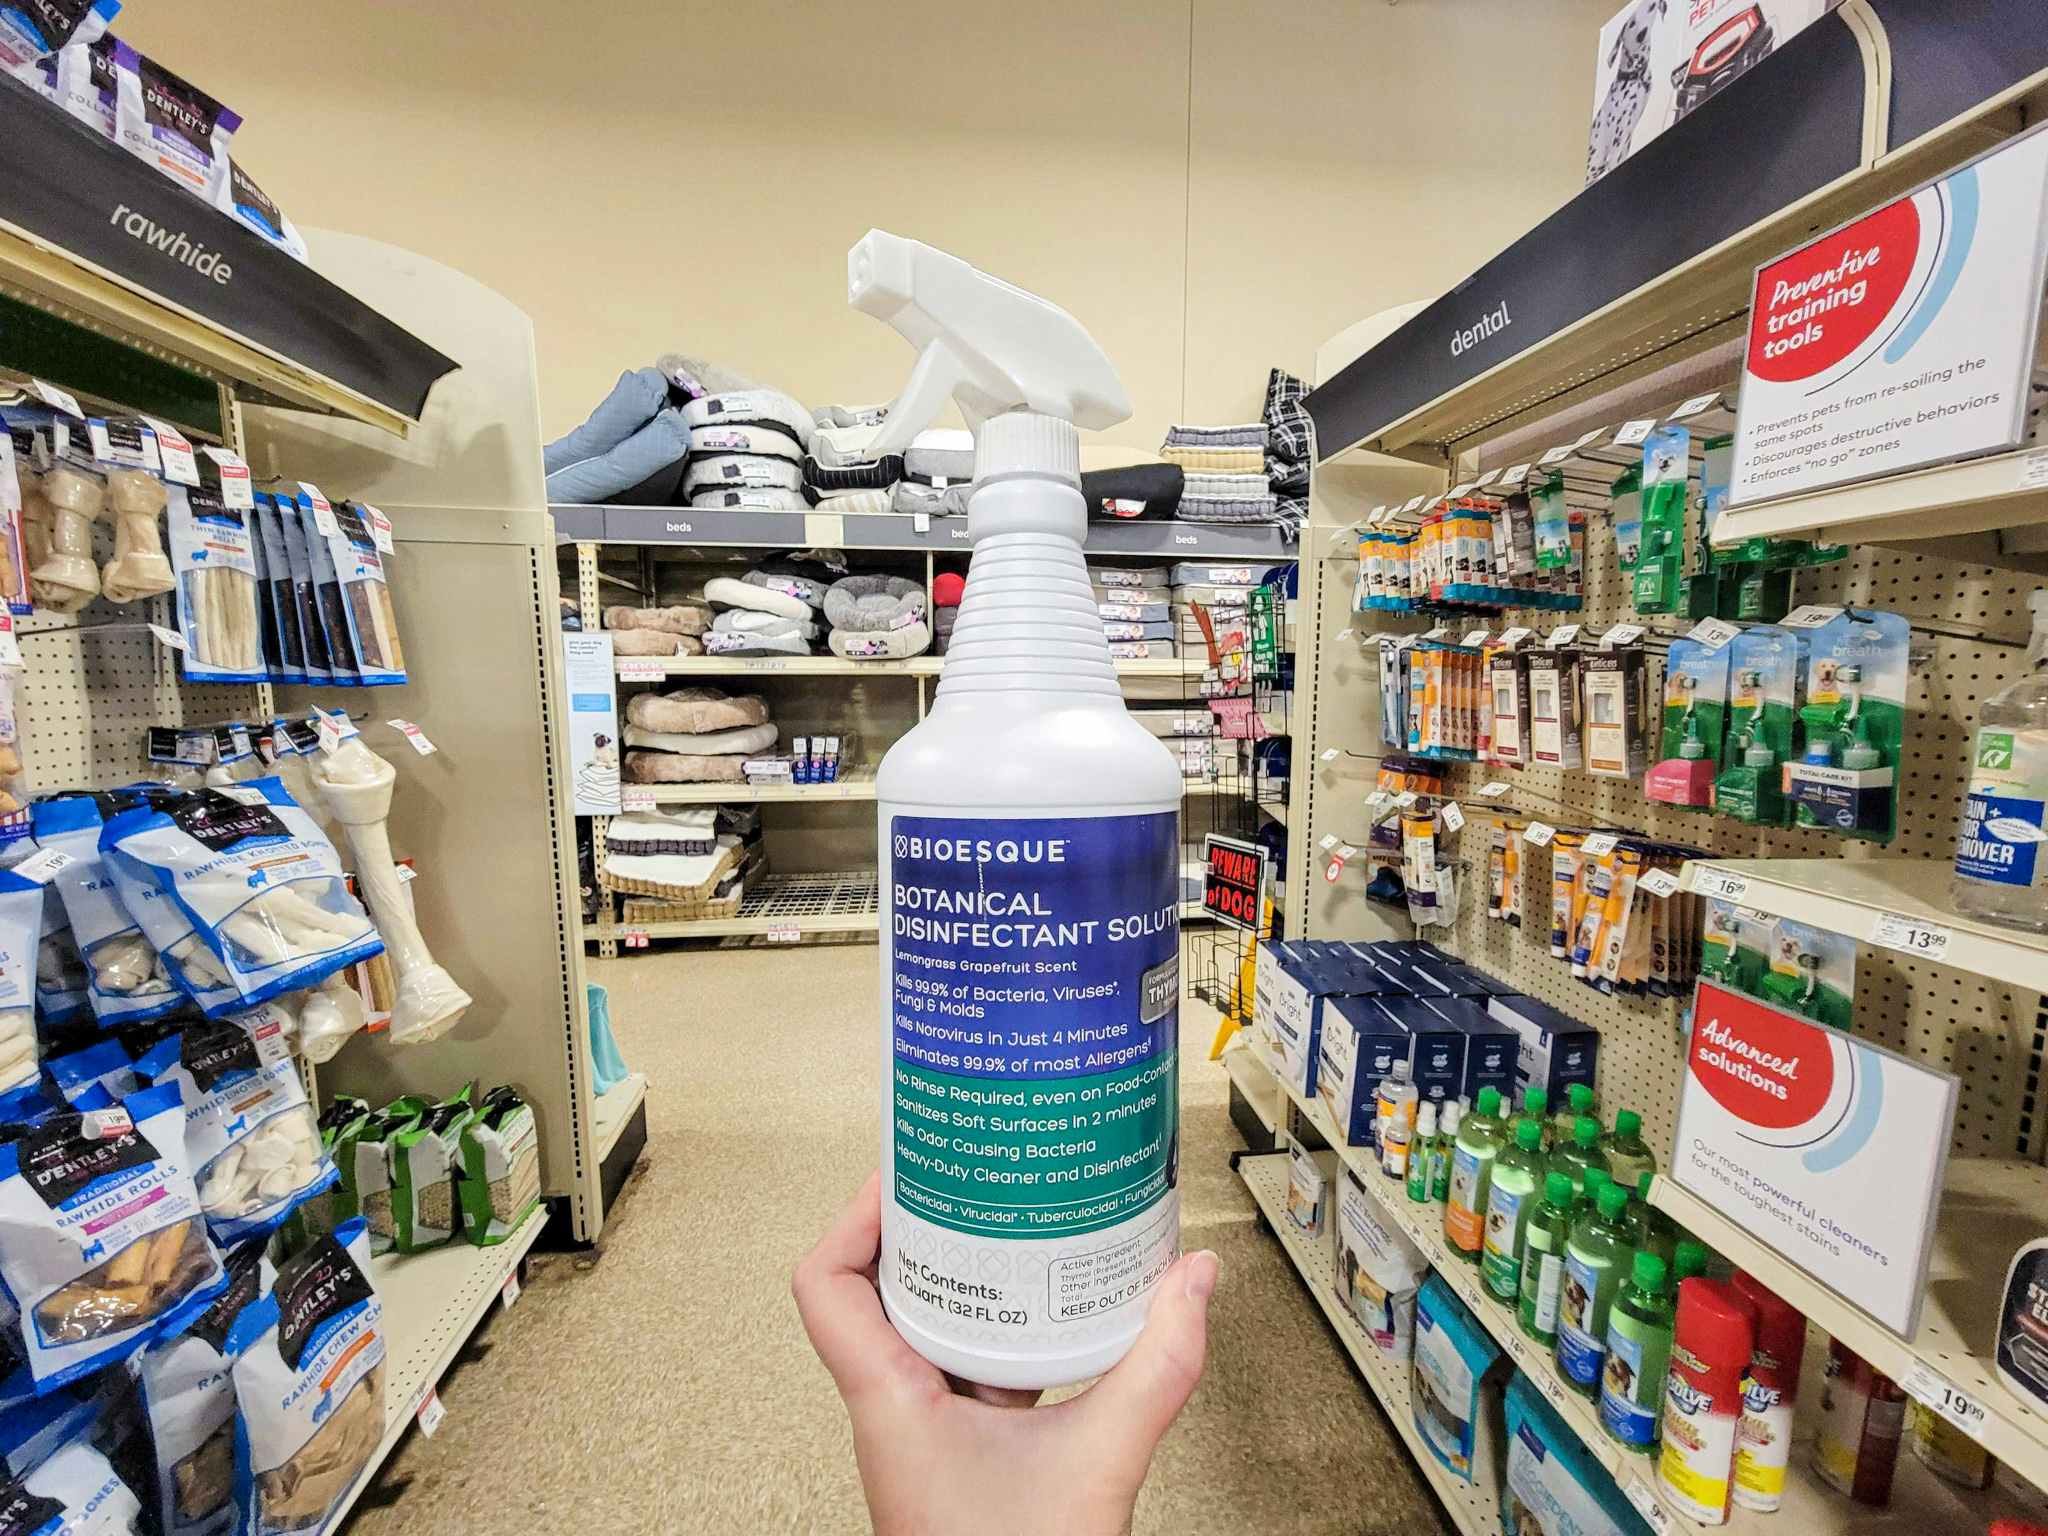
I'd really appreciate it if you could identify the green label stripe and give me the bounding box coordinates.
[892,1053,1178,1239]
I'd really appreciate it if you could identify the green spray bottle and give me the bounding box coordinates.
[1445,1087,1506,1264]
[1483,1119,1546,1301]
[1557,1181,1633,1396]
[1603,1110,1657,1188]
[1519,1171,1576,1349]
[1600,1251,1675,1452]
[1549,1115,1604,1199]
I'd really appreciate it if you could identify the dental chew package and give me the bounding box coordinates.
[112,43,239,207]
[0,0,116,77]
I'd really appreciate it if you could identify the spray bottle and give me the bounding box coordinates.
[1954,589,2048,931]
[860,232,1182,1389]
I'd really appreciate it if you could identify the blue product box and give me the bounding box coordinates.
[1485,993,1599,1103]
[1427,996,1520,1105]
[1255,942,1387,1100]
[1317,994,1412,1147]
[1376,996,1466,1109]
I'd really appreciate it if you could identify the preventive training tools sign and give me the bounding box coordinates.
[1731,122,2048,504]
[1672,980,1958,1335]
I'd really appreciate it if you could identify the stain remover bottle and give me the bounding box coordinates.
[854,230,1183,1389]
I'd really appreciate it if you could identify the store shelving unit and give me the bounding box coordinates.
[615,869,882,945]
[622,765,879,805]
[1220,1042,1283,1138]
[1237,1153,1503,1536]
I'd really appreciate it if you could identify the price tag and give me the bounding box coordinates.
[1601,624,1646,648]
[394,864,419,885]
[1497,463,1531,488]
[1782,604,1842,630]
[1687,617,1742,651]
[299,482,338,537]
[1398,496,1425,515]
[1440,802,1465,833]
[1639,868,1683,899]
[500,1272,522,1311]
[1582,833,1619,857]
[767,925,802,944]
[1539,1370,1573,1415]
[1324,856,1347,884]
[1496,626,1532,648]
[28,380,83,419]
[1479,782,1511,799]
[1612,418,1656,447]
[1447,483,1476,499]
[81,1107,132,1141]
[415,1387,446,1438]
[620,786,657,812]
[1671,392,1723,420]
[199,445,254,509]
[316,714,345,754]
[10,848,73,883]
[1524,822,1557,848]
[386,719,437,755]
[617,660,667,681]
[1320,834,1340,851]
[1899,1361,2000,1442]
[913,511,930,534]
[622,927,649,950]
[1336,843,1360,861]
[1474,469,1502,489]
[1625,1477,1674,1534]
[366,505,396,554]
[1423,626,1449,641]
[1545,624,1581,647]
[1320,747,1340,763]
[1870,912,1953,962]
[1365,792,1390,809]
[1393,791,1418,809]
[1461,629,1491,648]
[139,417,200,484]
[146,622,187,653]
[1336,629,1354,642]
[1692,866,1750,902]
[0,613,19,670]
[1366,505,1389,526]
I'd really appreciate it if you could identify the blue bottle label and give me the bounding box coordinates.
[1556,1251,1607,1386]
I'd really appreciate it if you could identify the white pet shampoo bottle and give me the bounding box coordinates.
[854,231,1184,1389]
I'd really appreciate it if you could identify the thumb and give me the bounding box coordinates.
[1069,1250,1218,1475]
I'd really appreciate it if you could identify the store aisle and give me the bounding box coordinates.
[346,942,1449,1534]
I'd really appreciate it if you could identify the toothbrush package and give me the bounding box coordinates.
[1716,626,1805,825]
[1645,637,1728,809]
[1785,610,1908,842]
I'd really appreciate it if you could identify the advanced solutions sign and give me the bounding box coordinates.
[1672,980,1958,1335]
[1731,122,2048,504]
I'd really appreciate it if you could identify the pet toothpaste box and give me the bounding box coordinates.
[1487,994,1600,1104]
[1319,994,1412,1148]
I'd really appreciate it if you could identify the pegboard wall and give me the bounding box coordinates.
[1331,444,2048,1169]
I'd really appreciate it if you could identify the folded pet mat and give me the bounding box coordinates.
[623,721,779,755]
[1098,599,1169,623]
[681,389,812,451]
[1177,492,1279,525]
[903,428,975,485]
[1130,709,1218,738]
[546,407,690,504]
[1109,640,1176,659]
[545,367,670,475]
[624,750,748,784]
[1172,584,1257,608]
[703,628,812,658]
[1104,620,1175,642]
[813,403,889,429]
[688,422,803,462]
[809,422,890,468]
[683,455,804,497]
[1172,561,1268,587]
[606,604,710,637]
[1263,368,1312,466]
[1183,472,1272,501]
[610,629,703,657]
[831,622,931,661]
[808,487,894,515]
[1090,563,1170,588]
[1081,463,1183,521]
[1161,424,1267,473]
[804,455,904,496]
[606,807,718,856]
[712,609,818,641]
[702,573,818,620]
[688,487,810,512]
[603,835,742,900]
[824,575,927,634]
[625,687,769,734]
[892,481,970,517]
[1164,423,1268,451]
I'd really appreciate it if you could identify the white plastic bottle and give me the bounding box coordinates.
[1954,589,2048,930]
[1375,1059,1419,1181]
[858,232,1184,1389]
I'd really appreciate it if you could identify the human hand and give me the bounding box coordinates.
[795,1172,1218,1536]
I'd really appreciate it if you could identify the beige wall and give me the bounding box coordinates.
[120,0,1614,449]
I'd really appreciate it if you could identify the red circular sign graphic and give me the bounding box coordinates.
[1690,989,1837,1131]
[1748,196,1921,383]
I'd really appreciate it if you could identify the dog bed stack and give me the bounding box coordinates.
[931,572,964,656]
[602,603,712,659]
[1130,706,1220,787]
[1170,561,1261,653]
[1159,422,1281,527]
[825,575,930,661]
[804,405,902,513]
[682,390,813,512]
[621,687,776,785]
[1089,562,1174,660]
[702,569,827,657]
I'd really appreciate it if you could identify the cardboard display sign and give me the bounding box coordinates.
[1672,979,1958,1335]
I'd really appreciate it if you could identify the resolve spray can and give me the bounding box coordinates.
[860,232,1182,1389]
[1658,1276,1756,1526]
[1731,1269,1807,1512]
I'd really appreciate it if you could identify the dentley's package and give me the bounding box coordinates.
[137,1012,335,1245]
[0,1386,98,1483]
[269,498,332,687]
[112,43,239,205]
[0,1440,143,1536]
[100,822,247,1020]
[456,1086,541,1246]
[0,866,39,1097]
[1413,1274,1505,1484]
[100,780,384,1011]
[0,1082,226,1391]
[139,1241,270,1536]
[36,792,185,1026]
[390,1089,474,1253]
[43,1039,137,1108]
[167,486,264,684]
[320,503,405,686]
[289,488,360,685]
[37,30,118,140]
[1502,1372,1653,1536]
[224,1219,385,1536]
[34,854,92,1030]
[223,162,308,263]
[0,0,116,76]
[249,496,308,686]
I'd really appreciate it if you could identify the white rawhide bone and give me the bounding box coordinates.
[0,1010,34,1091]
[30,462,101,613]
[297,972,367,1064]
[88,931,175,997]
[100,467,175,603]
[309,736,472,1045]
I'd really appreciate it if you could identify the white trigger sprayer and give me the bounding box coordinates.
[861,232,1185,1391]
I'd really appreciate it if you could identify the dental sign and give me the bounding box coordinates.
[1671,981,1958,1335]
[1730,122,2048,504]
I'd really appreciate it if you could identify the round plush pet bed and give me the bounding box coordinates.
[605,604,710,637]
[682,389,813,450]
[683,455,803,497]
[688,422,804,462]
[625,688,769,733]
[713,610,819,642]
[609,629,704,658]
[704,627,813,658]
[825,575,931,660]
[703,575,812,621]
